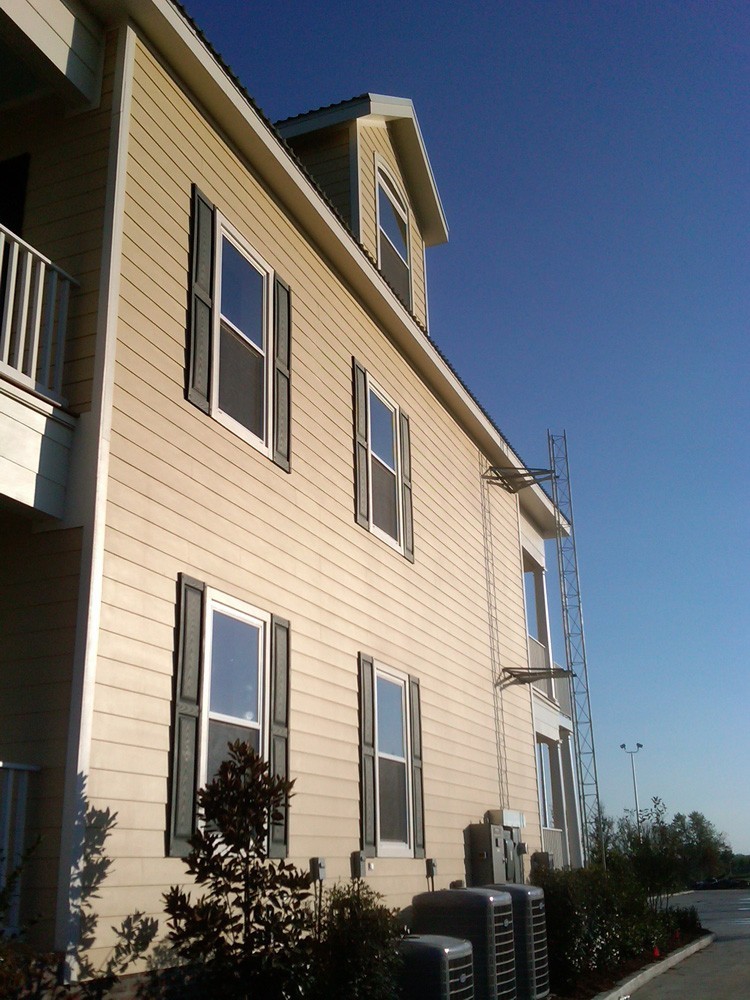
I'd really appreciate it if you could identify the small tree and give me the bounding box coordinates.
[163,742,313,1000]
[309,880,405,1000]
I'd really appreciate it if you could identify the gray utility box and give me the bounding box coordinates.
[399,934,475,1000]
[411,888,516,1000]
[468,824,508,884]
[486,885,549,1000]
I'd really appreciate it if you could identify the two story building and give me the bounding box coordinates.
[0,0,584,967]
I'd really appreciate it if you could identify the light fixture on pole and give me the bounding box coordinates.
[620,743,643,840]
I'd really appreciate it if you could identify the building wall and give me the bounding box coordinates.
[0,515,83,941]
[81,32,539,958]
[0,33,115,413]
[357,120,428,328]
[286,124,353,229]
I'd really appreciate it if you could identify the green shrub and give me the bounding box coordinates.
[308,880,405,1000]
[161,742,313,1000]
[531,865,701,995]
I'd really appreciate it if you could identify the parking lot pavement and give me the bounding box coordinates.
[631,890,750,999]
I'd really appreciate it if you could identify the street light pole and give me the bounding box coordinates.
[620,743,643,840]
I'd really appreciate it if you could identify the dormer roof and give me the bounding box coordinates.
[276,94,449,247]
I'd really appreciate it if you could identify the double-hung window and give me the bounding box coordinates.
[358,653,425,858]
[376,165,411,308]
[169,575,291,858]
[187,186,292,471]
[353,359,414,560]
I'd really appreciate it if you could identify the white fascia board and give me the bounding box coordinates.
[278,92,448,246]
[85,0,557,534]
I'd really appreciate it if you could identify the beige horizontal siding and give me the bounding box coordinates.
[81,34,541,961]
[357,120,428,326]
[0,31,116,413]
[0,518,83,943]
[286,125,352,226]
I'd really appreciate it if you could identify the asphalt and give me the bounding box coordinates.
[627,889,750,999]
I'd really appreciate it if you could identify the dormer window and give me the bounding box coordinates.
[376,166,411,308]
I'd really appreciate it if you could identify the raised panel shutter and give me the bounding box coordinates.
[187,186,214,412]
[268,615,291,858]
[400,411,414,562]
[273,277,292,472]
[353,359,370,528]
[410,675,425,858]
[358,652,377,857]
[169,574,205,857]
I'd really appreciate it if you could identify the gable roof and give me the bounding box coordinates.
[276,93,449,247]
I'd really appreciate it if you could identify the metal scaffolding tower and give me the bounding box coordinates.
[548,431,603,865]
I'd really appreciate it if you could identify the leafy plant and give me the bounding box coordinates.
[161,741,313,1000]
[308,879,405,1000]
[0,788,156,999]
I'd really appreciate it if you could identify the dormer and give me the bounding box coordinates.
[276,94,448,331]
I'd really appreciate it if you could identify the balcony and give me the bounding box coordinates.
[529,635,554,700]
[541,826,566,869]
[0,223,77,519]
[0,761,40,935]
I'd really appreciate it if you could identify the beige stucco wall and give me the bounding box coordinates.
[80,33,540,958]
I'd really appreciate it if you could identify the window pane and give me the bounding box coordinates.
[371,458,399,540]
[219,322,265,438]
[221,238,264,349]
[378,237,411,305]
[377,675,405,757]
[369,391,396,469]
[379,757,408,842]
[210,610,260,722]
[378,185,408,261]
[207,719,260,780]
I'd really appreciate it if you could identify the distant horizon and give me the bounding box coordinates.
[183,0,750,854]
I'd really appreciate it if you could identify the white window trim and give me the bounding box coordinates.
[374,155,411,304]
[211,214,275,457]
[374,661,414,858]
[199,588,271,789]
[366,373,404,554]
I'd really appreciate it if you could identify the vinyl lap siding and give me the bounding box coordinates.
[0,520,83,942]
[0,34,115,413]
[357,121,428,327]
[88,34,538,956]
[286,125,352,228]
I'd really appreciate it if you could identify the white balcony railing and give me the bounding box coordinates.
[556,665,573,719]
[0,223,78,405]
[529,635,554,699]
[541,826,566,868]
[0,761,40,934]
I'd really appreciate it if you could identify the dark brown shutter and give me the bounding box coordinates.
[168,574,205,857]
[353,359,369,528]
[410,676,425,858]
[400,411,414,562]
[268,615,291,858]
[358,652,377,857]
[187,186,214,412]
[272,277,292,472]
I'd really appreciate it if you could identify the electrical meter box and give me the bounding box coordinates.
[468,823,506,885]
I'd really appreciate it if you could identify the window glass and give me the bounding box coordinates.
[379,757,408,842]
[208,720,260,780]
[378,183,408,262]
[221,238,264,349]
[210,610,260,722]
[369,391,396,469]
[377,675,405,757]
[371,460,399,540]
[219,323,265,439]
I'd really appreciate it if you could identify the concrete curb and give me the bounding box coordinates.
[590,932,716,1000]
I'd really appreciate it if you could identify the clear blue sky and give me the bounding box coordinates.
[182,0,750,852]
